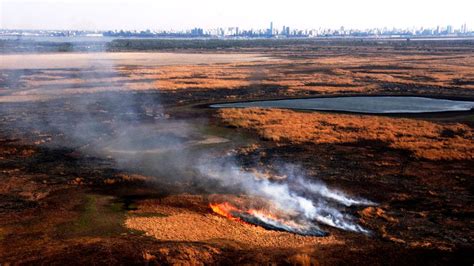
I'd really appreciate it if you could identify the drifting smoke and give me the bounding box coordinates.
[0,39,375,236]
[198,158,374,234]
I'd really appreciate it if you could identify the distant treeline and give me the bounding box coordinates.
[1,38,473,54]
[106,38,474,52]
[0,40,107,53]
[107,38,300,51]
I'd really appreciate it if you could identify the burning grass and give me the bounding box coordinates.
[124,195,340,249]
[218,108,474,160]
[2,44,474,264]
[209,202,327,237]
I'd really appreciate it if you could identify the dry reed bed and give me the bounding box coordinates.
[124,195,339,249]
[4,52,474,102]
[218,108,474,160]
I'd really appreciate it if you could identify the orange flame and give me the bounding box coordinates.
[210,202,279,225]
[210,202,324,236]
[209,202,242,221]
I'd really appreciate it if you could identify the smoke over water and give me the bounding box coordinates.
[0,40,375,236]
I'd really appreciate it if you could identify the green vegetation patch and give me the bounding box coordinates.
[56,194,128,238]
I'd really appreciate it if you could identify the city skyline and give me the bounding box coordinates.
[1,0,473,31]
[2,22,471,40]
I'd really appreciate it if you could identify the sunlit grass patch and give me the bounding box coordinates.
[218,108,474,160]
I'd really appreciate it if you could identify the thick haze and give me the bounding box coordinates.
[1,0,473,30]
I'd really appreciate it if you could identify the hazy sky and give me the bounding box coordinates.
[1,0,473,30]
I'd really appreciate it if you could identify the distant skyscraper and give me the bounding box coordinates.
[269,22,273,36]
[461,23,467,34]
[446,25,453,34]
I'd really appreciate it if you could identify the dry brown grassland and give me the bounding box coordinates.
[218,108,474,160]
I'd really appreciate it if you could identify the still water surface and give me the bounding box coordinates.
[211,96,474,114]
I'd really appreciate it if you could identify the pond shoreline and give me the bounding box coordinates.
[205,94,474,117]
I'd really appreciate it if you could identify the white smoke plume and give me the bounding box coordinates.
[198,158,375,234]
[0,40,375,236]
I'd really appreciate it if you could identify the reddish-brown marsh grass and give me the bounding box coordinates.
[218,108,474,160]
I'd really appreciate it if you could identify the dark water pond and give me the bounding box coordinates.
[211,96,474,114]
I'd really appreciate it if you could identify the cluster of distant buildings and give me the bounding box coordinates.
[1,23,472,39]
[101,22,473,38]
